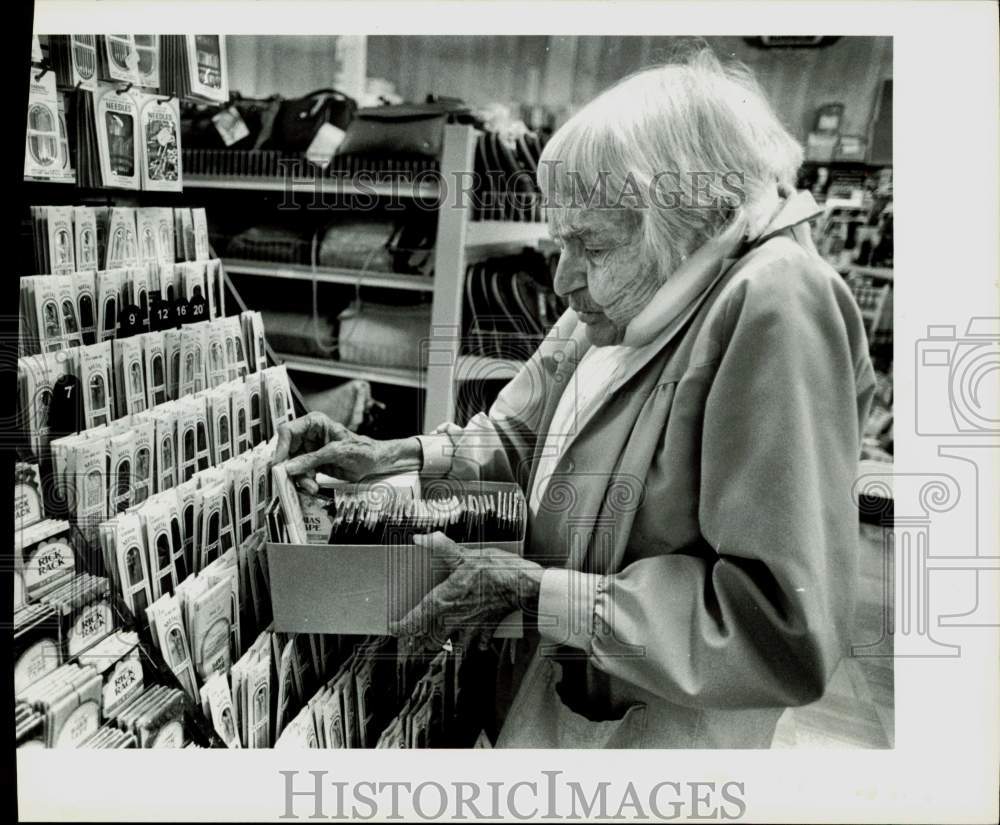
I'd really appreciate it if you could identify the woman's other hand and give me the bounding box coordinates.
[273,410,420,491]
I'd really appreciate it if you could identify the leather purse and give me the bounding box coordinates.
[336,99,478,159]
[180,94,283,150]
[263,88,357,153]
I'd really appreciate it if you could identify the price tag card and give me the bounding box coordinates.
[174,298,191,325]
[118,304,145,339]
[212,107,251,147]
[187,296,209,324]
[149,291,176,331]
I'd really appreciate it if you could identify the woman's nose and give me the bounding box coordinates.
[552,246,587,298]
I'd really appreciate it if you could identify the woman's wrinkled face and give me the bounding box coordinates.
[550,207,663,346]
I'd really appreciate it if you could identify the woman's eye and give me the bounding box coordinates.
[585,248,605,259]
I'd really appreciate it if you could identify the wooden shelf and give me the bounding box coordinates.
[843,265,893,282]
[465,220,550,249]
[184,174,439,199]
[275,353,426,388]
[857,458,894,501]
[223,259,435,292]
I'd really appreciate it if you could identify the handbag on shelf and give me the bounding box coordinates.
[225,223,316,264]
[262,88,357,153]
[260,309,337,359]
[316,219,435,276]
[337,300,432,369]
[336,98,479,159]
[462,252,563,358]
[180,93,283,151]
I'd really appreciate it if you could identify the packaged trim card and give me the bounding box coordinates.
[164,328,183,400]
[105,208,139,269]
[242,310,267,372]
[139,94,182,192]
[53,276,84,349]
[175,403,200,484]
[72,271,98,345]
[154,207,176,264]
[16,355,55,459]
[223,316,249,381]
[115,512,153,619]
[206,671,241,748]
[69,436,108,547]
[113,335,147,417]
[179,322,209,396]
[174,478,200,573]
[134,36,160,90]
[54,96,76,185]
[229,382,251,456]
[131,417,155,506]
[142,331,168,408]
[149,594,197,701]
[228,456,255,547]
[152,409,178,492]
[96,268,123,343]
[124,264,152,333]
[136,208,159,264]
[52,35,99,91]
[206,322,228,388]
[95,87,141,190]
[179,209,196,262]
[47,207,76,275]
[25,68,61,180]
[99,35,141,85]
[207,388,234,465]
[187,35,229,103]
[141,501,181,600]
[78,341,114,430]
[192,580,233,681]
[33,277,67,353]
[192,208,210,261]
[108,431,136,515]
[261,366,295,438]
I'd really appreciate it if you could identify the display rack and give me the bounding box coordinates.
[186,125,551,431]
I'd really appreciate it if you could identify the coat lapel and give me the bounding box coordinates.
[526,190,825,571]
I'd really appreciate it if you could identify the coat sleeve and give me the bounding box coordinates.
[416,313,578,486]
[537,252,877,709]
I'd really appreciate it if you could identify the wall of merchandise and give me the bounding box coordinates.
[18,34,504,751]
[18,32,894,750]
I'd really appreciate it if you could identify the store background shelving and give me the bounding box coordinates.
[186,124,552,431]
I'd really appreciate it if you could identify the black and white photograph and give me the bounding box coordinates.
[7,2,998,823]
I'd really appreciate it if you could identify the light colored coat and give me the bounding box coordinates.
[419,193,876,747]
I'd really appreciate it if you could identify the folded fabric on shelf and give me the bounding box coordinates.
[224,225,314,264]
[337,301,431,370]
[259,310,336,359]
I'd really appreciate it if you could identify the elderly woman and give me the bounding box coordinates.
[274,51,875,748]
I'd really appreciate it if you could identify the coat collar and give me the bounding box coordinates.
[622,189,823,348]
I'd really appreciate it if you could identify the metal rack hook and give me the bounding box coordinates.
[157,94,175,105]
[115,82,133,95]
[33,62,51,82]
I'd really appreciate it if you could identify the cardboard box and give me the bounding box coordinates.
[267,477,525,638]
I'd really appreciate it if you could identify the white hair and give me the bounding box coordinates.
[538,49,803,271]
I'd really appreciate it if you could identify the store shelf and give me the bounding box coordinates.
[223,259,435,292]
[276,353,523,388]
[844,265,893,282]
[184,174,439,199]
[465,220,551,249]
[455,354,524,382]
[275,353,426,388]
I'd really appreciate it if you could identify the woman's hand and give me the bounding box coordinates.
[390,532,544,652]
[273,411,420,492]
